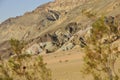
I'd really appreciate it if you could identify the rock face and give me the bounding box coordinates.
[46,10,60,21]
[25,43,43,54]
[60,43,75,51]
[0,0,120,58]
[65,22,78,34]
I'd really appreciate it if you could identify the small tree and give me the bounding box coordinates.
[82,17,120,80]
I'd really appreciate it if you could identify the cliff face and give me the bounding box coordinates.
[0,0,120,58]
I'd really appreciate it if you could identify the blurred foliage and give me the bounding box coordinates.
[82,17,120,80]
[0,39,52,80]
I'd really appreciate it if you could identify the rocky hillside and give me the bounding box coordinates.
[0,0,120,59]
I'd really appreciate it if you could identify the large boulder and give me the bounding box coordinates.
[48,29,71,47]
[44,42,57,53]
[39,42,57,53]
[26,43,43,54]
[59,43,75,51]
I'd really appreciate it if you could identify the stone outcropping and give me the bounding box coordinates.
[46,10,60,21]
[0,0,120,58]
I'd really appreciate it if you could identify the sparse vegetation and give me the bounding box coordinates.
[85,11,96,18]
[0,0,120,80]
[82,17,120,80]
[10,38,25,56]
[82,9,96,18]
[0,39,52,80]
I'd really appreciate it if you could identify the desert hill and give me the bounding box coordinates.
[0,0,120,59]
[0,0,120,80]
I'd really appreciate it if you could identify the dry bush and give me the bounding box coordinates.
[82,9,96,18]
[10,39,25,56]
[82,17,120,80]
[0,39,52,80]
[0,55,52,80]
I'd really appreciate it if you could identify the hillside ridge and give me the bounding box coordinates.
[0,0,120,59]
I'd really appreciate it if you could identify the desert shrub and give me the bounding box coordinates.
[0,55,52,80]
[82,17,120,80]
[90,17,109,43]
[85,11,96,18]
[0,39,52,80]
[82,9,96,18]
[9,38,25,56]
